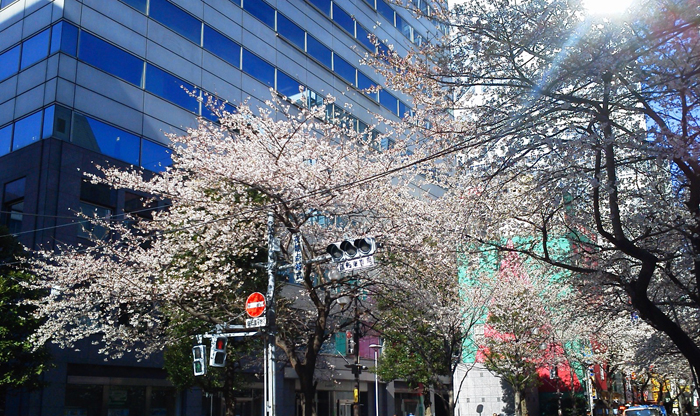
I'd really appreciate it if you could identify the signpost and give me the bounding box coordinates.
[246,292,266,317]
[246,291,267,328]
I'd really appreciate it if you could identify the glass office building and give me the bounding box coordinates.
[0,0,445,414]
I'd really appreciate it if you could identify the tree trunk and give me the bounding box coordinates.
[447,389,455,416]
[514,389,528,416]
[297,370,317,416]
[225,361,237,416]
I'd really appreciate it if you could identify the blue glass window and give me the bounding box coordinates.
[120,0,146,13]
[414,34,423,46]
[203,25,241,68]
[308,0,331,15]
[42,105,55,139]
[379,89,398,115]
[4,177,25,202]
[307,36,332,69]
[20,28,50,69]
[377,0,394,24]
[305,89,324,108]
[0,45,20,81]
[50,22,79,56]
[45,104,72,141]
[277,14,305,50]
[332,5,354,34]
[241,49,274,87]
[399,101,410,118]
[1,0,17,8]
[141,140,172,172]
[418,0,429,14]
[333,55,355,86]
[149,0,201,44]
[277,71,304,104]
[357,71,377,101]
[203,100,237,122]
[357,71,375,91]
[145,64,198,112]
[362,0,375,8]
[397,16,412,39]
[12,111,42,151]
[79,32,144,86]
[356,25,374,51]
[0,124,11,157]
[72,114,141,165]
[244,0,275,28]
[377,40,389,57]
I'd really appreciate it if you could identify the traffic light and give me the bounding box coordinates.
[192,345,207,376]
[345,363,368,376]
[209,337,227,367]
[347,331,356,355]
[326,237,376,263]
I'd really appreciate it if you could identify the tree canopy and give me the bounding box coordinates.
[369,0,700,382]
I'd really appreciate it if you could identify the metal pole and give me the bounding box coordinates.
[354,296,361,416]
[374,349,379,416]
[266,212,277,416]
[587,366,595,416]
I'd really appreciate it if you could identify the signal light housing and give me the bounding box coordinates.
[192,345,207,376]
[209,337,227,367]
[326,237,376,263]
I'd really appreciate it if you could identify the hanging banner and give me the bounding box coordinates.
[292,233,303,283]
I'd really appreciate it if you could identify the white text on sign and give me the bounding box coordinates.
[337,255,375,272]
[246,317,267,328]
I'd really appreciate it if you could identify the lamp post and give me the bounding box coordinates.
[369,343,382,416]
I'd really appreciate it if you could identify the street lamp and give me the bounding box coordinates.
[369,344,382,416]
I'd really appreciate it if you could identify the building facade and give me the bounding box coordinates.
[0,0,445,414]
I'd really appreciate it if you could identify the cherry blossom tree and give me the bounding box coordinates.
[368,0,700,383]
[25,94,470,416]
[372,250,492,416]
[474,248,562,416]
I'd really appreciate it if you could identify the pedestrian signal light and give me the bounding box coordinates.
[209,337,227,368]
[192,345,207,376]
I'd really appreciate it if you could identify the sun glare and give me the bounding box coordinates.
[583,0,634,14]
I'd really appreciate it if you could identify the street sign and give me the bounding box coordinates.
[292,233,303,283]
[246,316,267,328]
[246,292,266,317]
[337,255,375,272]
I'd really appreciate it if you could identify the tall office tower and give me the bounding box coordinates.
[0,0,445,414]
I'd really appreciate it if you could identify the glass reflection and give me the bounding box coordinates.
[141,140,173,172]
[203,25,241,68]
[307,36,332,69]
[242,49,274,87]
[145,64,198,112]
[244,0,275,28]
[149,0,201,44]
[277,14,305,50]
[0,124,11,157]
[20,28,50,69]
[12,111,42,151]
[0,45,20,80]
[277,71,304,104]
[72,114,140,165]
[79,32,144,86]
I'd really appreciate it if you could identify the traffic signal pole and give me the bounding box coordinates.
[353,297,361,416]
[265,212,277,416]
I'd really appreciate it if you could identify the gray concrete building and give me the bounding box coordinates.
[0,0,445,415]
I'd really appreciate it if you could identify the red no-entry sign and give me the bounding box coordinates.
[245,292,266,318]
